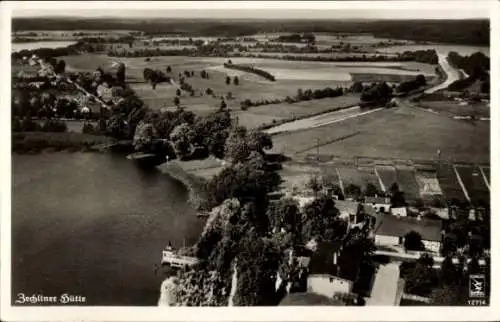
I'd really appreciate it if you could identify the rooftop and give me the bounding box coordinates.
[374,213,442,242]
[334,200,360,215]
[365,196,390,204]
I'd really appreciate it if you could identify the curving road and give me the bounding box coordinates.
[424,52,461,94]
[265,50,460,135]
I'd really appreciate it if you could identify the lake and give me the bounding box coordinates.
[11,152,203,305]
[11,41,77,53]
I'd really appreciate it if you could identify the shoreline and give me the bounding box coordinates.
[157,161,211,211]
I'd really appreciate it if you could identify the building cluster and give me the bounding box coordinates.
[277,185,489,306]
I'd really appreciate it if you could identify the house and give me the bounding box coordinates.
[307,274,353,298]
[334,200,360,224]
[305,240,360,298]
[390,207,408,217]
[293,196,315,210]
[364,196,391,213]
[374,214,443,253]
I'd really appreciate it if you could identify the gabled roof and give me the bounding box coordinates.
[374,214,442,242]
[334,200,359,216]
[365,196,390,204]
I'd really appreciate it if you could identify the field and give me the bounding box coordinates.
[375,166,397,191]
[415,171,443,196]
[436,164,467,203]
[418,100,490,118]
[395,167,421,201]
[270,105,490,164]
[454,165,490,205]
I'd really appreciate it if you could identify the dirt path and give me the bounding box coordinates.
[265,106,384,135]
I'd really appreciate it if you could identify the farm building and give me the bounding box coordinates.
[390,207,408,217]
[307,274,354,298]
[364,196,391,213]
[374,214,443,253]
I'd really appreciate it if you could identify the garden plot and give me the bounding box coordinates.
[455,165,490,206]
[437,164,467,203]
[415,171,443,196]
[375,165,397,192]
[337,167,380,190]
[395,167,420,201]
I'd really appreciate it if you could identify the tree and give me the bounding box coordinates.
[116,62,126,84]
[402,253,438,296]
[233,76,239,85]
[390,183,406,207]
[415,74,427,86]
[173,96,180,107]
[227,92,233,100]
[302,196,346,243]
[169,123,193,159]
[364,183,381,197]
[344,184,361,200]
[226,76,231,85]
[55,59,66,74]
[439,256,460,286]
[306,176,323,196]
[404,231,425,251]
[176,89,181,97]
[220,100,227,111]
[206,88,214,96]
[266,198,301,243]
[350,81,364,93]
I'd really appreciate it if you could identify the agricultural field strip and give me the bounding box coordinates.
[479,166,490,189]
[451,165,471,202]
[454,165,490,203]
[395,167,420,200]
[373,167,387,193]
[265,107,383,135]
[375,166,397,192]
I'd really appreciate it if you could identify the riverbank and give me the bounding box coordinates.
[158,158,225,210]
[12,132,115,154]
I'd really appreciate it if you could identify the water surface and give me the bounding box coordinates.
[12,152,202,305]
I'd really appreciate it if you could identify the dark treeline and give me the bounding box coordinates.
[12,18,489,45]
[107,48,197,57]
[447,51,490,93]
[396,74,427,93]
[223,62,276,81]
[240,86,345,110]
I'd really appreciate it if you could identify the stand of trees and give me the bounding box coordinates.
[223,63,276,81]
[396,74,427,93]
[240,86,344,110]
[447,51,490,93]
[143,68,170,89]
[360,82,393,107]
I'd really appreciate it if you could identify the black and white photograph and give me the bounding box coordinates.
[1,0,498,320]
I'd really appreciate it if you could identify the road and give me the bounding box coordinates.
[264,106,383,135]
[265,50,460,135]
[424,52,461,94]
[366,262,401,306]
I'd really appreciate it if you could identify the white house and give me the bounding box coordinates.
[390,207,408,217]
[307,274,353,298]
[364,196,391,213]
[374,214,442,253]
